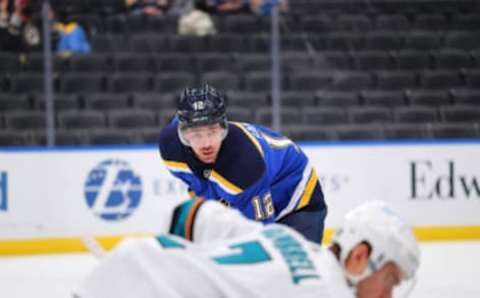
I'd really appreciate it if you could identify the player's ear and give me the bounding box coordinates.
[345,242,370,274]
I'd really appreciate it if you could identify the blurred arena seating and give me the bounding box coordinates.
[0,0,479,145]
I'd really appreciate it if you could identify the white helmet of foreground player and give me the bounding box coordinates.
[332,200,420,297]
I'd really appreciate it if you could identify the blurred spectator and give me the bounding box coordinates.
[249,0,288,16]
[167,0,194,16]
[0,0,39,52]
[52,9,91,57]
[197,0,288,15]
[126,0,170,16]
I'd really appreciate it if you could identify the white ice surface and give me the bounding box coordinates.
[1,241,479,298]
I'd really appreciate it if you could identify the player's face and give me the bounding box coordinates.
[356,262,402,298]
[183,123,225,163]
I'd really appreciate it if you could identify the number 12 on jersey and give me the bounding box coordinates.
[252,192,275,221]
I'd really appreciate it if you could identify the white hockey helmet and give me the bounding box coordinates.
[332,200,420,283]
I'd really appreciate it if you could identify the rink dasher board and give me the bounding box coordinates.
[0,140,479,255]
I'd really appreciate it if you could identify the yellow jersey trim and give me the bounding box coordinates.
[231,122,264,157]
[164,160,190,172]
[296,169,318,210]
[210,170,243,195]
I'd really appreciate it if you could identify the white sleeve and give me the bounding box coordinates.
[192,200,262,243]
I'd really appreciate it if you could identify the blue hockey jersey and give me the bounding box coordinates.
[158,118,324,223]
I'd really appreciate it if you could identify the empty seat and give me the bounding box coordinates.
[384,123,429,140]
[108,74,153,93]
[283,124,335,141]
[374,14,410,31]
[313,51,352,70]
[429,122,478,139]
[348,106,393,124]
[420,70,463,89]
[440,105,480,122]
[290,71,331,91]
[196,53,235,73]
[0,131,29,146]
[154,54,195,72]
[69,54,112,73]
[58,110,106,129]
[133,93,176,110]
[451,15,480,31]
[140,127,161,144]
[281,34,311,52]
[226,107,254,122]
[432,50,473,69]
[125,13,149,33]
[21,54,67,72]
[154,72,195,93]
[0,53,20,74]
[33,94,80,111]
[0,94,31,111]
[5,111,45,130]
[361,90,406,106]
[303,107,348,125]
[10,73,49,94]
[148,15,178,33]
[336,14,372,32]
[88,128,138,145]
[129,34,170,53]
[210,34,247,53]
[201,71,241,91]
[315,90,360,106]
[282,52,313,73]
[352,51,393,70]
[325,33,363,51]
[301,15,333,33]
[444,32,480,50]
[248,34,272,53]
[450,89,480,105]
[280,91,316,107]
[406,89,451,105]
[61,73,105,93]
[464,70,480,88]
[226,91,268,108]
[364,32,404,50]
[222,15,261,33]
[244,71,273,92]
[393,50,431,70]
[412,14,449,31]
[30,129,89,146]
[376,71,417,90]
[90,34,127,52]
[104,14,127,34]
[330,71,372,91]
[394,106,438,123]
[108,109,156,128]
[335,124,385,141]
[113,54,155,73]
[54,129,89,146]
[404,32,441,50]
[236,54,270,72]
[84,93,130,110]
[255,107,302,126]
[169,35,210,53]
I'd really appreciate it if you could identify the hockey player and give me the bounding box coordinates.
[158,84,327,243]
[75,199,420,298]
